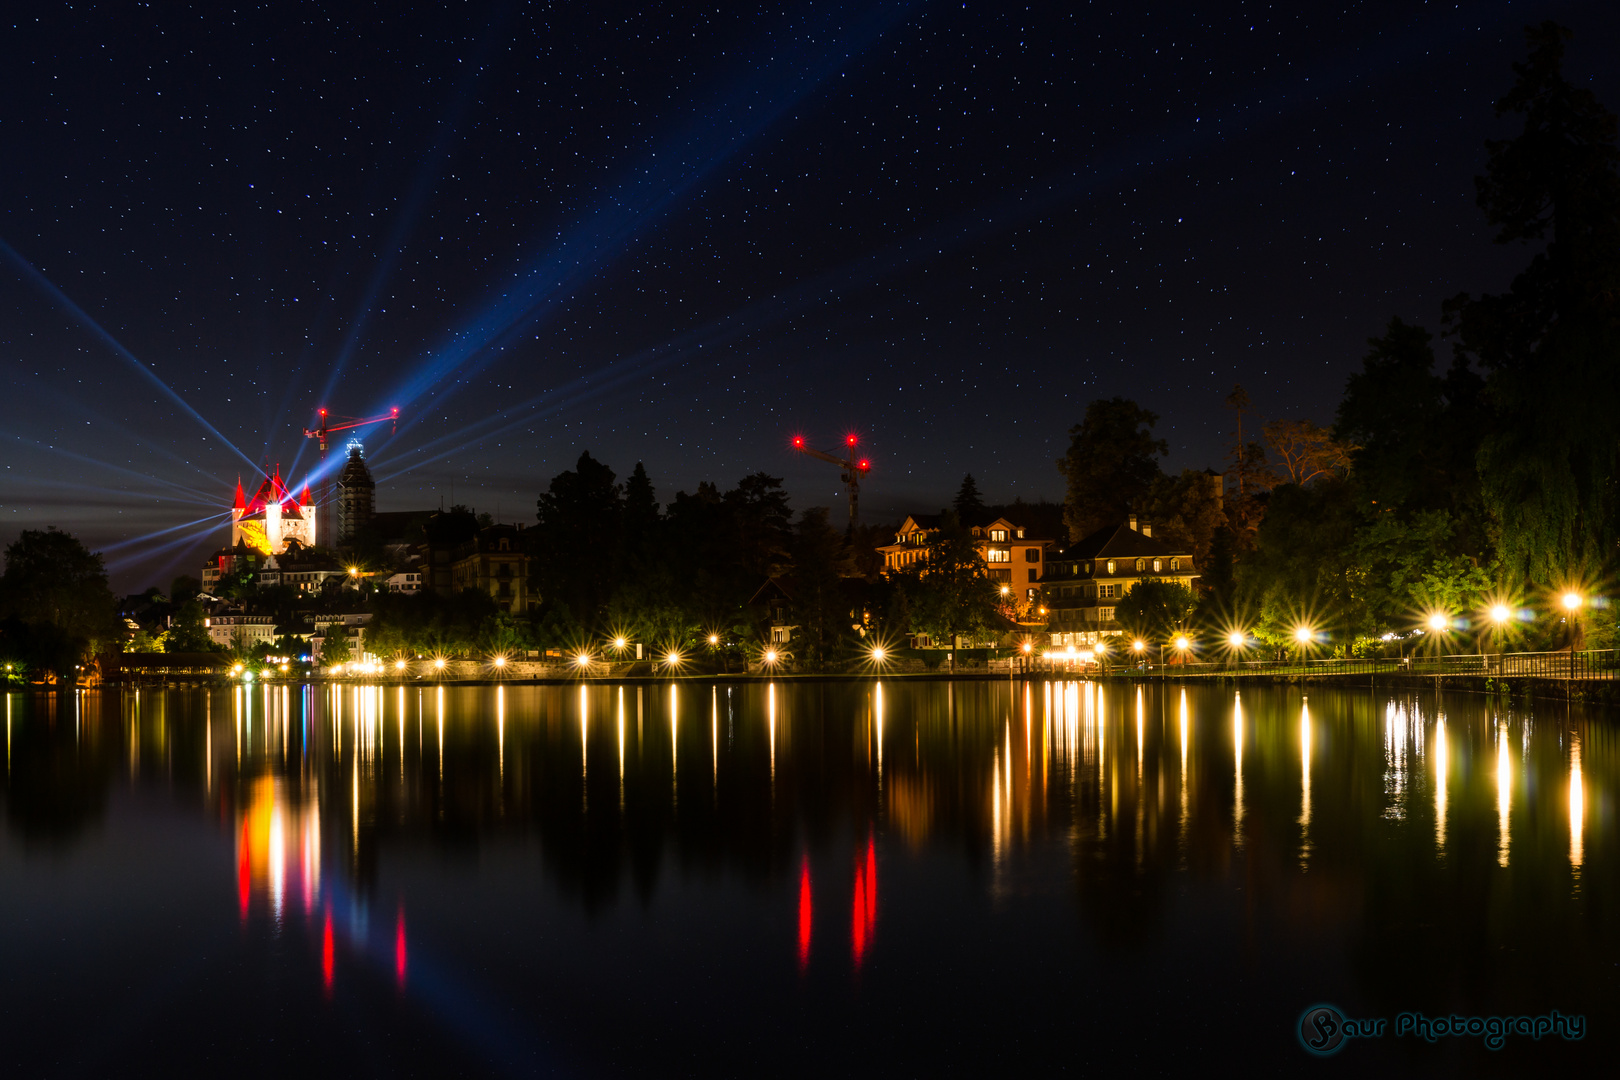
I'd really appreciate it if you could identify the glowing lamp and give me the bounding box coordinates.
[1000,585,1010,596]
[433,658,446,670]
[1426,612,1449,633]
[348,566,359,577]
[1174,636,1190,651]
[1066,645,1077,656]
[709,634,719,645]
[1563,592,1583,612]
[1228,631,1245,648]
[575,653,592,667]
[666,651,681,666]
[792,436,805,448]
[1490,605,1511,625]
[764,649,778,665]
[614,637,627,649]
[395,659,407,671]
[871,646,886,662]
[1132,640,1146,653]
[1022,642,1033,653]
[1294,626,1314,644]
[846,434,858,446]
[493,656,507,668]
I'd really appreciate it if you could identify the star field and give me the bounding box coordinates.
[3,0,1617,589]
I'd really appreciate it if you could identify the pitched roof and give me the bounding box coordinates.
[1057,522,1182,560]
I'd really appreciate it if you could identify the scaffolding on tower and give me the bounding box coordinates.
[303,406,399,545]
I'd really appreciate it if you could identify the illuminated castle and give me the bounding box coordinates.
[231,466,317,554]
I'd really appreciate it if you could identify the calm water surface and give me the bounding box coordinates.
[1,681,1615,1075]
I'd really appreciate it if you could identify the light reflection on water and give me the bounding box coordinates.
[0,681,1613,1074]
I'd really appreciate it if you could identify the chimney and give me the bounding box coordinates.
[1142,521,1152,538]
[1128,514,1138,531]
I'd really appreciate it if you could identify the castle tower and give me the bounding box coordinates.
[336,441,375,546]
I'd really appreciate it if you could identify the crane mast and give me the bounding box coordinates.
[302,406,400,544]
[792,433,871,527]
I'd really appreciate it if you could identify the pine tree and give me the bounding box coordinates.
[953,474,987,524]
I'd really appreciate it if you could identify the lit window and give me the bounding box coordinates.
[1153,558,1162,572]
[1135,559,1145,572]
[1170,558,1181,571]
[991,529,1008,542]
[1106,560,1116,574]
[987,547,1011,563]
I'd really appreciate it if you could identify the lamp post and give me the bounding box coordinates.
[1562,591,1583,679]
[1293,625,1315,668]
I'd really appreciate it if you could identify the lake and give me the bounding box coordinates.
[0,680,1612,1075]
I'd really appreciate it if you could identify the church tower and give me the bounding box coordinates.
[336,441,375,546]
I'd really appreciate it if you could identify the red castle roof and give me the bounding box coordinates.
[240,466,307,516]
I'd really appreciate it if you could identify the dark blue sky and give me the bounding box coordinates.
[4,1,1617,590]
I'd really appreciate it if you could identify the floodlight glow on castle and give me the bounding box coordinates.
[230,466,317,555]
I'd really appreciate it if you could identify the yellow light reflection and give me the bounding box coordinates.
[768,682,777,784]
[670,683,679,805]
[1299,698,1312,869]
[1434,719,1447,856]
[1233,692,1244,848]
[1496,723,1510,868]
[1570,735,1584,873]
[876,681,886,787]
[1135,686,1144,780]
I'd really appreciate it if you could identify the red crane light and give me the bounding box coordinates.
[792,435,805,448]
[858,459,870,471]
[846,434,858,446]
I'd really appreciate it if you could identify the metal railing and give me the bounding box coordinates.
[1019,648,1620,681]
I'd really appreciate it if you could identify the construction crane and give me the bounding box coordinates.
[302,406,399,546]
[792,432,871,527]
[303,406,400,455]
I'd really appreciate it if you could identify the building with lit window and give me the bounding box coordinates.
[1041,517,1197,646]
[878,514,1052,603]
[449,524,533,613]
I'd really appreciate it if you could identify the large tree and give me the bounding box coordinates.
[1336,318,1486,541]
[0,528,118,680]
[953,474,987,524]
[1057,398,1166,541]
[534,452,623,625]
[895,511,1000,645]
[1446,22,1620,584]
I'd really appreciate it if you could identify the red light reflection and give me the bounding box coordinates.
[852,836,877,967]
[395,906,408,988]
[322,909,335,993]
[797,857,812,969]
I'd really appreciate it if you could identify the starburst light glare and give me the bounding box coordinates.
[1294,625,1315,644]
[614,637,627,649]
[1132,640,1146,653]
[1563,592,1583,612]
[763,649,779,666]
[1490,604,1512,625]
[1174,635,1190,651]
[708,634,720,645]
[575,652,592,668]
[395,659,407,672]
[434,657,446,670]
[870,645,886,662]
[1426,611,1449,633]
[492,655,507,668]
[1228,631,1246,648]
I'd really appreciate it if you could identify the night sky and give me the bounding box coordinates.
[4,1,1618,591]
